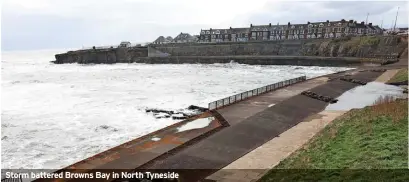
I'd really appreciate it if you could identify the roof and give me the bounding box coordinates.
[230,27,250,34]
[153,36,166,43]
[165,36,173,41]
[173,33,195,41]
[250,25,270,31]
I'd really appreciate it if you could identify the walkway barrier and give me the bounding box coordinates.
[208,76,307,110]
[1,176,22,182]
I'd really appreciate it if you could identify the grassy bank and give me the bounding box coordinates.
[388,68,408,83]
[259,98,408,181]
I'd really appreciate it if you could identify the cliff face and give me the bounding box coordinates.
[53,47,148,64]
[53,35,407,64]
[301,36,407,58]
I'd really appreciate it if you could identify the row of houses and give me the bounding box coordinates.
[151,19,384,44]
[199,19,383,43]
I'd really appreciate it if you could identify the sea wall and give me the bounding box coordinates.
[53,35,407,65]
[152,35,406,58]
[133,56,379,67]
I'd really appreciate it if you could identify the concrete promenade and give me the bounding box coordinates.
[35,68,391,182]
[137,70,383,181]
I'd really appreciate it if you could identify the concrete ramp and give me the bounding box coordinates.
[148,46,171,57]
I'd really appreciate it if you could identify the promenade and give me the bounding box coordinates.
[33,67,393,182]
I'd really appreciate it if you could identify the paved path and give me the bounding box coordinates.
[141,71,383,182]
[206,69,395,182]
[375,69,399,83]
[205,110,346,182]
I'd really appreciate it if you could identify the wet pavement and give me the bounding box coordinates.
[41,67,392,182]
[140,71,383,181]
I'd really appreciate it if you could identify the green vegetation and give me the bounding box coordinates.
[359,36,381,46]
[388,68,408,83]
[259,98,408,182]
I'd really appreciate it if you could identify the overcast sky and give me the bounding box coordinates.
[2,0,408,51]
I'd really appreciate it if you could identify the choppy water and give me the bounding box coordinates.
[1,49,352,169]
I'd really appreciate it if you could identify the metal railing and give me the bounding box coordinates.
[208,76,307,110]
[1,176,22,182]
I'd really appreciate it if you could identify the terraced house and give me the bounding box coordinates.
[198,19,383,43]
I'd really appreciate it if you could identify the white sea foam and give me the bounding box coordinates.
[1,49,352,169]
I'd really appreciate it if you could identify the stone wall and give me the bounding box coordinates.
[151,39,309,56]
[53,35,407,64]
[152,35,406,58]
[133,55,375,67]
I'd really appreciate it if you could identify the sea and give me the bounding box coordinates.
[1,49,352,169]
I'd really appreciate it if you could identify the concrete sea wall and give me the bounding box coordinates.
[134,56,382,67]
[53,35,407,66]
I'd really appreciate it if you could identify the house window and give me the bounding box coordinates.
[263,32,268,37]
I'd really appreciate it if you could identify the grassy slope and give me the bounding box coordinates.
[259,99,408,182]
[388,68,408,83]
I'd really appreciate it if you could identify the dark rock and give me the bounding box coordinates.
[340,77,367,85]
[387,81,408,86]
[187,105,209,112]
[95,125,118,132]
[301,91,338,103]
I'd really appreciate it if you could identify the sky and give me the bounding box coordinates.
[1,0,408,51]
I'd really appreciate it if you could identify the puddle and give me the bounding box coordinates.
[177,117,215,132]
[325,82,404,111]
[151,137,161,141]
[268,104,275,107]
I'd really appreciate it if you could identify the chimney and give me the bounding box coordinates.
[250,24,253,27]
[349,19,353,23]
[210,28,212,30]
[307,21,310,24]
[230,27,232,29]
[361,21,364,25]
[326,20,330,23]
[269,23,271,27]
[288,22,290,26]
[369,23,372,26]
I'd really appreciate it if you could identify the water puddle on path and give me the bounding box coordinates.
[325,82,404,111]
[177,117,215,132]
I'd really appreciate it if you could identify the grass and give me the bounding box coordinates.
[388,68,408,83]
[259,98,408,182]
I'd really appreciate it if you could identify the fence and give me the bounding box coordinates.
[1,177,22,182]
[79,43,145,51]
[208,76,306,110]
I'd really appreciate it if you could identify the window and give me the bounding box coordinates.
[252,32,256,36]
